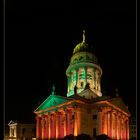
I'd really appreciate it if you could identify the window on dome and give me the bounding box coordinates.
[81,82,84,87]
[87,74,92,80]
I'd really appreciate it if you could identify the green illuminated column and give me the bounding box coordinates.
[70,74,72,91]
[76,69,78,86]
[84,67,87,87]
[67,76,70,93]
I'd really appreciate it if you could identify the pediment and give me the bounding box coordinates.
[34,95,72,112]
[8,120,16,126]
[78,88,98,99]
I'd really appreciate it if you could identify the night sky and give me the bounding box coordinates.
[5,1,136,124]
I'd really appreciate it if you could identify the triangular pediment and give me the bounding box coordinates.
[34,95,72,112]
[8,120,16,126]
[78,88,98,99]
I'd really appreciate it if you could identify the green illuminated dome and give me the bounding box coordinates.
[73,41,89,54]
[70,30,98,65]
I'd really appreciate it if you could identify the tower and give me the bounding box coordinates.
[66,30,102,98]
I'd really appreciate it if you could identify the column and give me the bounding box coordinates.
[76,69,78,86]
[114,112,118,140]
[41,116,45,139]
[62,109,66,137]
[69,109,73,134]
[95,70,98,90]
[126,119,129,140]
[124,119,127,140]
[112,111,116,139]
[116,114,119,140]
[103,111,108,135]
[52,113,56,139]
[36,116,41,139]
[59,112,63,138]
[36,116,39,139]
[66,110,70,135]
[64,110,67,136]
[98,77,101,91]
[122,118,124,140]
[124,117,128,140]
[119,115,122,140]
[93,68,96,89]
[69,74,72,92]
[74,107,78,136]
[55,111,59,139]
[109,111,112,138]
[107,111,110,136]
[84,67,87,86]
[44,115,48,139]
[48,113,51,139]
[77,108,81,135]
[119,115,122,139]
[67,76,70,93]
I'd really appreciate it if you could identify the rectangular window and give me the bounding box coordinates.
[93,128,96,137]
[93,115,97,119]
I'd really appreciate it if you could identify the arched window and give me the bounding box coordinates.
[81,82,84,87]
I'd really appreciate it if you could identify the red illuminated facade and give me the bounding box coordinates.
[34,31,130,139]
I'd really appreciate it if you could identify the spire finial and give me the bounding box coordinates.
[51,84,55,95]
[82,30,85,43]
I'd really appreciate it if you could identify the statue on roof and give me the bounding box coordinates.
[82,30,86,43]
[51,84,55,95]
[115,88,119,97]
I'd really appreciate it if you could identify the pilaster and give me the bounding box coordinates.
[98,109,103,135]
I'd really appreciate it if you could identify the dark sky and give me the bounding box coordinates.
[5,1,136,123]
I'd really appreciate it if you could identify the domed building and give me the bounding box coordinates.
[34,31,130,140]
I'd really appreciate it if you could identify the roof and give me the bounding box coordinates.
[108,97,130,114]
[34,94,73,112]
[34,91,130,116]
